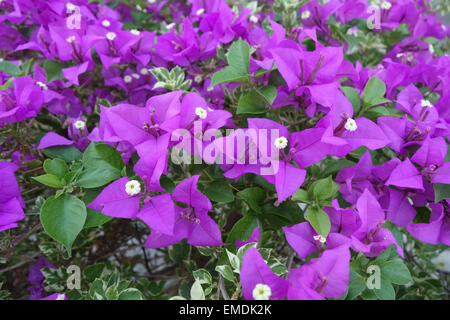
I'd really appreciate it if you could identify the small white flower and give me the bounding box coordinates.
[102,20,111,27]
[420,99,433,108]
[36,81,48,90]
[195,107,207,119]
[74,120,86,130]
[381,1,392,10]
[432,250,450,273]
[396,53,404,58]
[132,73,140,79]
[136,4,143,11]
[106,32,117,41]
[140,68,149,75]
[66,36,76,43]
[56,294,66,300]
[274,136,288,149]
[301,10,311,20]
[252,284,272,300]
[125,180,141,196]
[313,234,327,243]
[406,52,414,62]
[66,3,75,11]
[249,15,259,23]
[130,29,141,36]
[344,118,358,132]
[124,75,132,83]
[147,0,156,3]
[196,8,205,15]
[166,22,175,29]
[194,75,203,83]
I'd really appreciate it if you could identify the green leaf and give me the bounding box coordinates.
[237,187,265,213]
[210,66,251,88]
[311,176,339,201]
[40,194,87,255]
[118,288,144,300]
[341,86,361,114]
[202,181,234,203]
[291,188,309,203]
[237,90,268,114]
[373,278,395,300]
[257,86,277,105]
[43,158,68,180]
[0,61,21,77]
[32,174,63,188]
[209,39,251,88]
[192,269,212,285]
[41,145,83,162]
[434,183,450,202]
[190,280,205,300]
[43,60,65,83]
[347,269,366,300]
[105,286,119,300]
[378,259,412,285]
[306,207,331,237]
[76,143,124,188]
[215,265,235,282]
[226,214,258,243]
[363,76,386,108]
[226,39,251,75]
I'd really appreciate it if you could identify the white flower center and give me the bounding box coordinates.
[66,3,75,11]
[147,0,156,3]
[74,120,86,130]
[420,99,433,108]
[166,22,175,29]
[274,136,288,149]
[252,284,272,300]
[124,75,132,83]
[196,8,205,15]
[106,32,117,41]
[249,15,259,23]
[381,1,392,10]
[132,73,140,79]
[125,180,141,196]
[66,36,76,43]
[56,294,65,300]
[313,234,327,243]
[301,10,311,20]
[194,75,202,83]
[130,29,141,36]
[102,20,111,27]
[36,81,48,90]
[195,107,207,119]
[140,68,149,75]
[344,118,358,132]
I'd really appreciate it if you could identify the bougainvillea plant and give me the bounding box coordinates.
[0,0,449,301]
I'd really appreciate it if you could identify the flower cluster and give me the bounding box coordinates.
[0,0,449,301]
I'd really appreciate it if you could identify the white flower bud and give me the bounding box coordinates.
[381,1,392,10]
[106,32,117,41]
[344,118,358,132]
[195,107,207,119]
[74,120,86,130]
[420,99,433,108]
[301,10,311,20]
[252,284,272,300]
[125,180,141,196]
[274,136,288,149]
